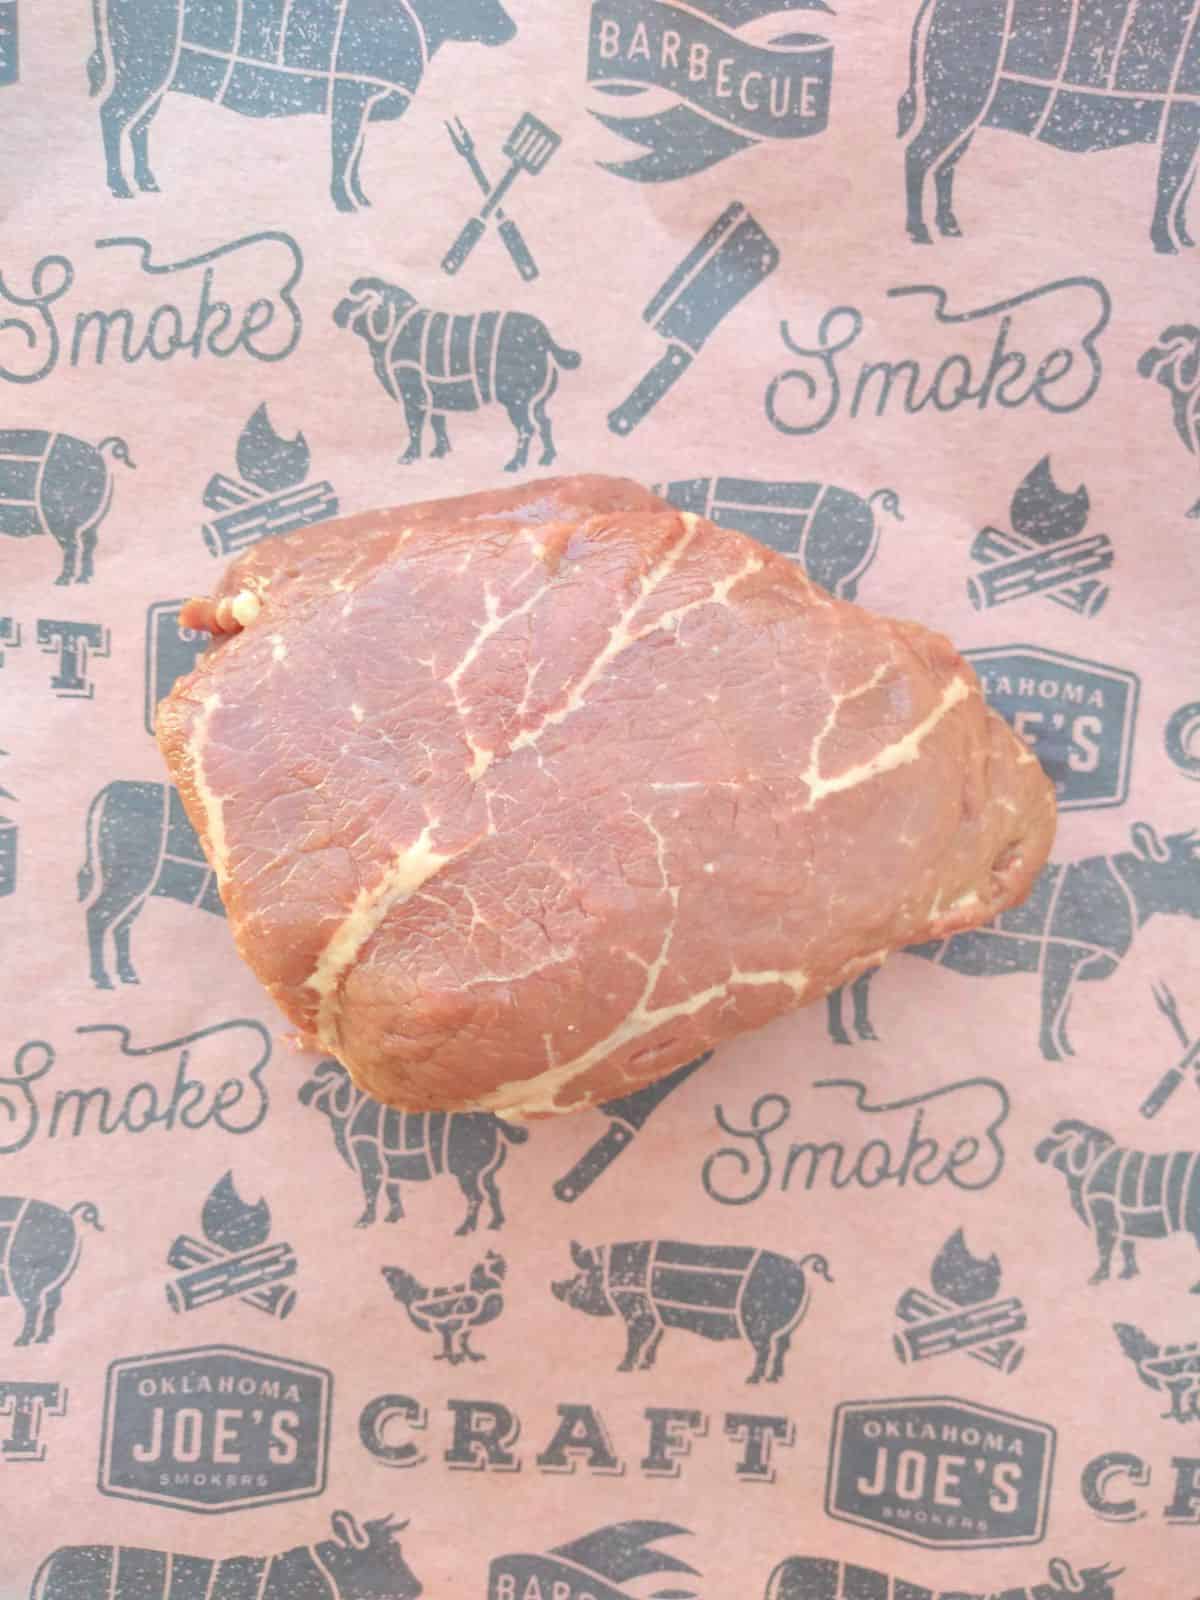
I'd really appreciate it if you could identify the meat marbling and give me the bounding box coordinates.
[158,475,1056,1117]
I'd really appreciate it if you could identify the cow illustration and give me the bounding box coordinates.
[334,277,582,473]
[552,1240,833,1382]
[78,780,224,989]
[299,1058,528,1234]
[827,822,1200,1061]
[31,1511,419,1600]
[1138,324,1200,515]
[657,477,904,601]
[0,1196,102,1346]
[88,0,515,212]
[900,0,1200,253]
[0,430,134,584]
[766,1554,1123,1600]
[1036,1120,1200,1288]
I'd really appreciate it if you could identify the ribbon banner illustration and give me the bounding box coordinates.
[588,0,835,181]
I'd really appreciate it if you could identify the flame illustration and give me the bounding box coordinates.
[202,1171,271,1252]
[930,1228,1001,1306]
[1010,456,1089,546]
[236,404,311,493]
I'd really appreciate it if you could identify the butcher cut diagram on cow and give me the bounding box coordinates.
[335,277,582,472]
[30,1511,421,1600]
[828,821,1200,1063]
[553,1239,833,1382]
[79,780,224,990]
[765,1554,1124,1600]
[900,0,1200,253]
[299,1058,528,1234]
[88,0,516,212]
[0,430,134,585]
[0,1196,102,1346]
[1037,1119,1200,1288]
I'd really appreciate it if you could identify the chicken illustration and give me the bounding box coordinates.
[1113,1322,1200,1422]
[382,1251,505,1364]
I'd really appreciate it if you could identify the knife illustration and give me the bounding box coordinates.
[608,201,780,436]
[552,1052,713,1203]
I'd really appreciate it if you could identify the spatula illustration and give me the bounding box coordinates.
[443,114,560,275]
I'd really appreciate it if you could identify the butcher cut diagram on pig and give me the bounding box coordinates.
[900,0,1200,254]
[828,821,1200,1063]
[0,430,134,585]
[88,0,516,212]
[78,781,224,990]
[0,1196,102,1346]
[335,277,582,473]
[299,1059,528,1234]
[657,475,903,601]
[553,1240,833,1382]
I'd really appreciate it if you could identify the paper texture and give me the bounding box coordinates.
[1,2,1198,1596]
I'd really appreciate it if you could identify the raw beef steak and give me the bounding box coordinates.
[158,475,1056,1116]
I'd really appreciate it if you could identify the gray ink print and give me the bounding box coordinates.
[1114,1322,1200,1423]
[0,429,134,584]
[381,1251,505,1364]
[0,1,16,86]
[445,118,541,282]
[299,1059,528,1234]
[0,1196,102,1346]
[552,1239,832,1381]
[201,403,338,557]
[1139,326,1200,514]
[1166,699,1200,778]
[1036,1120,1200,1288]
[166,1172,298,1319]
[894,1228,1027,1374]
[0,1379,66,1463]
[443,113,560,277]
[900,0,1200,253]
[966,646,1139,812]
[827,821,1200,1062]
[588,0,834,181]
[144,602,210,734]
[1139,982,1200,1119]
[79,780,224,989]
[765,1555,1122,1599]
[90,0,515,212]
[36,619,111,700]
[554,1052,711,1202]
[99,1345,330,1512]
[968,459,1112,617]
[334,277,582,473]
[0,750,15,898]
[609,200,779,433]
[488,1521,697,1600]
[31,1511,416,1596]
[658,476,902,600]
[826,1397,1056,1550]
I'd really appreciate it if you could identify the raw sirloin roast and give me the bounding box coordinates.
[158,476,1056,1116]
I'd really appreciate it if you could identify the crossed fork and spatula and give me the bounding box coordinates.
[443,113,561,281]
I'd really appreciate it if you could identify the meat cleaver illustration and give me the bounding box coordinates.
[553,1052,712,1202]
[608,202,780,435]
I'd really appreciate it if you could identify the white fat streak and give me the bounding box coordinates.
[307,822,452,1048]
[188,693,230,883]
[231,590,261,627]
[477,963,809,1120]
[447,574,553,781]
[351,704,364,723]
[270,634,287,663]
[803,675,971,810]
[510,519,760,757]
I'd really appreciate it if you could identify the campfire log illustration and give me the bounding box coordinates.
[166,1173,297,1318]
[894,1229,1026,1373]
[967,458,1112,616]
[201,405,338,558]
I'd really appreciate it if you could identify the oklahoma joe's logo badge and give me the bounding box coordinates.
[965,647,1139,812]
[99,1344,331,1512]
[826,1397,1055,1550]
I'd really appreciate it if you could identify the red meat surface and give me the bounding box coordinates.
[158,475,1056,1116]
